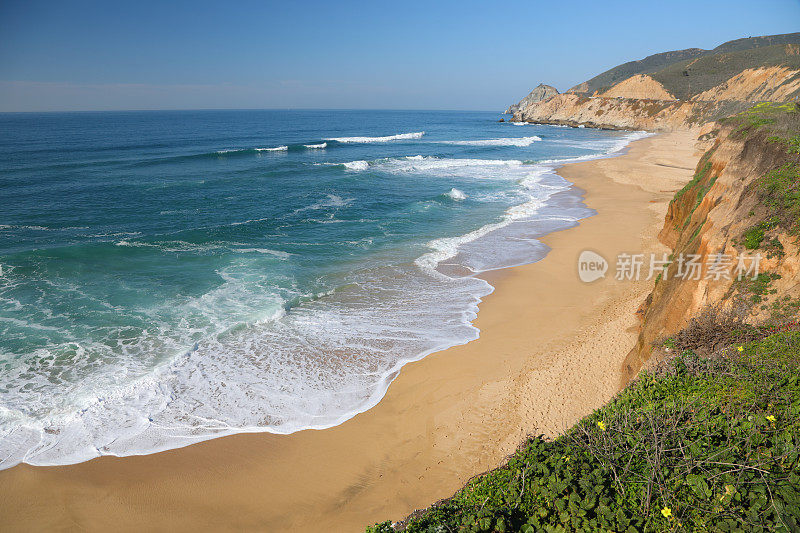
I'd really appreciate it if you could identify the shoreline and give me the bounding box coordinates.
[0,131,700,532]
[0,128,637,471]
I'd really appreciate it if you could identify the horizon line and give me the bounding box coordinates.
[0,107,506,115]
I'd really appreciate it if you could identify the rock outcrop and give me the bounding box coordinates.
[504,84,559,115]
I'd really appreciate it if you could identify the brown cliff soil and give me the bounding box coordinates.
[598,74,675,100]
[513,93,715,132]
[692,66,800,102]
[514,67,800,131]
[622,102,800,382]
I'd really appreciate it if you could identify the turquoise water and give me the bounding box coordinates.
[0,110,645,467]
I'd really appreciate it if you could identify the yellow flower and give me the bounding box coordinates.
[737,345,744,352]
[661,507,672,518]
[766,415,776,423]
[597,421,606,431]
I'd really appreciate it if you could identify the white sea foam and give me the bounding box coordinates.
[414,130,651,273]
[439,136,542,147]
[0,260,491,469]
[114,239,292,258]
[414,164,558,274]
[0,128,649,470]
[304,143,327,149]
[232,248,292,259]
[326,131,425,143]
[342,155,524,180]
[540,131,652,163]
[0,225,52,231]
[342,160,369,171]
[255,146,288,152]
[445,188,467,201]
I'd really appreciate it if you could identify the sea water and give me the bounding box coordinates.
[0,109,647,468]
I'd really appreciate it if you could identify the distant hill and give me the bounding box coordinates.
[652,43,800,100]
[570,32,800,96]
[507,32,800,132]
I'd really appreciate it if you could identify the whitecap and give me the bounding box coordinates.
[342,160,369,171]
[326,132,425,143]
[445,188,467,201]
[439,136,541,147]
[255,146,288,152]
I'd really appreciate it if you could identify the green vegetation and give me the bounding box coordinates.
[674,160,713,204]
[571,33,800,97]
[670,153,718,235]
[768,135,800,155]
[725,102,800,251]
[741,218,781,250]
[736,218,784,257]
[743,223,768,249]
[367,102,800,532]
[652,45,800,101]
[727,102,798,138]
[368,332,800,533]
[738,272,781,306]
[759,163,800,234]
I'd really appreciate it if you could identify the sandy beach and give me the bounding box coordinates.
[0,131,699,532]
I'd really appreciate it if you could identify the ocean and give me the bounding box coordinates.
[0,109,646,468]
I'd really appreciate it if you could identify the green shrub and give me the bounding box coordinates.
[768,134,800,155]
[370,332,800,532]
[743,224,767,249]
[759,163,800,234]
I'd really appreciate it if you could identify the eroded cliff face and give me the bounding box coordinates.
[511,67,800,131]
[622,112,800,382]
[513,93,715,131]
[598,74,675,100]
[691,66,800,103]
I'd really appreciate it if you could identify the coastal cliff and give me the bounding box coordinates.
[367,101,800,533]
[367,36,800,532]
[513,93,713,131]
[508,32,800,131]
[623,102,800,379]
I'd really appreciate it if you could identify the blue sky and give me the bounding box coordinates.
[0,0,798,111]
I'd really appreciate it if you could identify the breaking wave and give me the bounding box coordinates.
[326,132,425,143]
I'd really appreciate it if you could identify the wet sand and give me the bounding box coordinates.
[0,131,699,532]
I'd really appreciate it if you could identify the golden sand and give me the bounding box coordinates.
[0,132,699,532]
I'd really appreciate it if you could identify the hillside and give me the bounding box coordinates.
[570,32,800,96]
[509,35,800,132]
[652,43,800,100]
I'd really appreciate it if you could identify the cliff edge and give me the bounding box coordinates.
[624,102,800,379]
